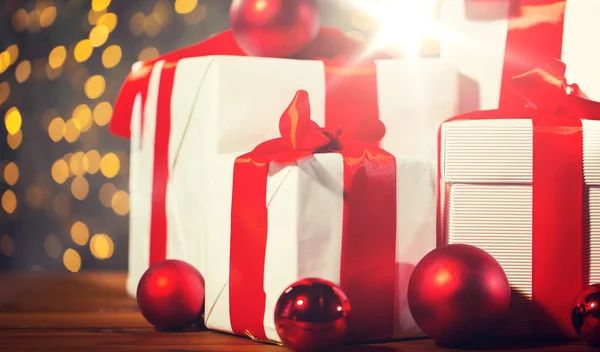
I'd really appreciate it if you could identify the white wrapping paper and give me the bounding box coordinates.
[439,0,600,111]
[127,56,459,299]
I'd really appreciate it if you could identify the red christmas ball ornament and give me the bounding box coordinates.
[137,260,205,331]
[229,0,320,58]
[407,244,511,347]
[274,278,350,351]
[572,284,600,347]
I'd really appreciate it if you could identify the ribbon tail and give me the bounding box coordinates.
[229,154,269,340]
[340,149,397,341]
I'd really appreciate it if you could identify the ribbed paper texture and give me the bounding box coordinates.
[441,119,600,185]
[441,118,600,335]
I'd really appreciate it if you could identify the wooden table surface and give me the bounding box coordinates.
[0,272,594,352]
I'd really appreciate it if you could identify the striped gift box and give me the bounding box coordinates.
[440,118,600,336]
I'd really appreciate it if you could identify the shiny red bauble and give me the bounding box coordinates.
[407,244,511,347]
[136,260,205,331]
[274,278,350,351]
[229,0,320,58]
[572,284,600,347]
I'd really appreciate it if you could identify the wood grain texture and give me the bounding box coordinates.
[0,272,590,351]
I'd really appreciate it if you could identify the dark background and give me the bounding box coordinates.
[0,0,380,272]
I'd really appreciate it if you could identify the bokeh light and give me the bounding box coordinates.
[2,190,17,214]
[111,190,130,216]
[71,221,90,246]
[99,183,117,208]
[90,233,115,260]
[3,162,19,186]
[63,248,82,272]
[100,153,120,178]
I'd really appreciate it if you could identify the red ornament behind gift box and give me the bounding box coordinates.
[407,244,511,347]
[229,0,320,58]
[137,260,205,331]
[572,284,600,347]
[274,278,350,352]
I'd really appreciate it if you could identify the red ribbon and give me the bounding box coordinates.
[441,59,600,337]
[109,28,389,268]
[229,90,397,341]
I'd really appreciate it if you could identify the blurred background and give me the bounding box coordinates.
[0,0,390,272]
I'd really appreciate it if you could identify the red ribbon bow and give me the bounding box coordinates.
[249,90,387,162]
[511,58,600,118]
[229,90,397,342]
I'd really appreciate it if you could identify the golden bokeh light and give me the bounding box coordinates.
[51,159,70,184]
[73,104,93,132]
[0,82,10,105]
[88,8,107,25]
[71,221,90,246]
[90,233,115,260]
[53,193,71,217]
[3,162,19,186]
[48,117,65,142]
[25,185,44,209]
[71,176,89,200]
[99,183,117,208]
[63,119,81,143]
[100,153,120,178]
[40,6,57,28]
[2,190,17,214]
[46,64,63,80]
[92,0,112,12]
[84,75,106,99]
[111,190,130,215]
[15,60,32,83]
[63,248,81,272]
[102,45,122,69]
[5,107,22,135]
[89,25,110,47]
[97,13,118,32]
[129,12,146,36]
[74,39,93,62]
[138,47,159,62]
[44,235,62,259]
[0,235,14,257]
[12,9,28,32]
[175,0,198,15]
[144,14,162,37]
[7,130,22,150]
[154,1,173,26]
[6,45,19,65]
[184,4,207,25]
[83,150,101,174]
[27,11,41,34]
[69,151,86,177]
[93,101,113,126]
[48,46,67,69]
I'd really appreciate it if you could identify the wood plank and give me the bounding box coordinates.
[0,272,591,351]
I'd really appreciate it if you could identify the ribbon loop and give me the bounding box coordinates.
[266,89,387,160]
[512,59,600,118]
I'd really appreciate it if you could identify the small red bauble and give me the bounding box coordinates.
[136,260,205,331]
[572,284,600,347]
[407,244,511,347]
[274,278,350,351]
[229,0,320,58]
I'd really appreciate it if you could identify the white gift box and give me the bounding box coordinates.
[439,0,600,111]
[126,56,459,301]
[439,117,600,336]
[204,152,436,342]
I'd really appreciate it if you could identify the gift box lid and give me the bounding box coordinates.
[440,118,600,185]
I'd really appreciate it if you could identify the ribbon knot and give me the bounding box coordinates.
[253,90,387,162]
[512,59,600,118]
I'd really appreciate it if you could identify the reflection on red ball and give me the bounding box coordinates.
[572,284,600,347]
[136,260,205,331]
[407,244,511,347]
[274,278,350,351]
[229,0,320,58]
